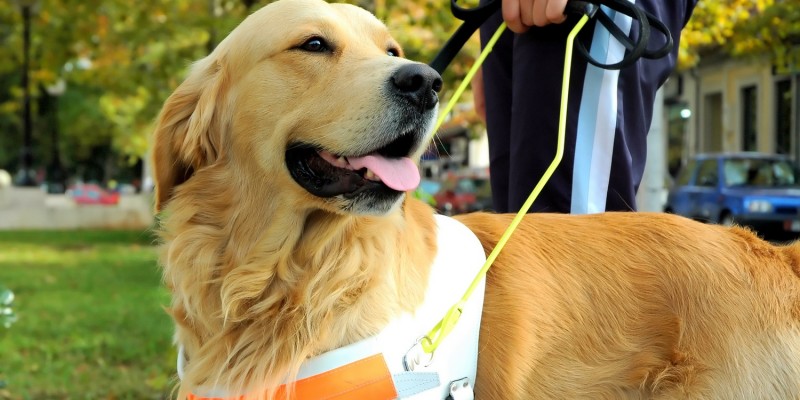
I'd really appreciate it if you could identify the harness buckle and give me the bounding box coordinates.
[402,336,434,372]
[446,377,474,400]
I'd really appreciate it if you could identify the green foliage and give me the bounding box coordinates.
[680,0,800,72]
[1,0,239,173]
[0,230,173,399]
[730,2,800,73]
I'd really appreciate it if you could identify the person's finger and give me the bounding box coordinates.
[545,0,568,24]
[519,0,535,28]
[519,0,568,28]
[531,0,549,27]
[502,0,529,33]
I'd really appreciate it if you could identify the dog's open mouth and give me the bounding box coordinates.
[285,132,421,198]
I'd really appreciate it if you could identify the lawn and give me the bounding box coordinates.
[0,230,176,399]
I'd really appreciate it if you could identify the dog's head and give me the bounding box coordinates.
[152,0,441,216]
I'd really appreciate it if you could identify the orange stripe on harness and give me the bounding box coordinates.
[188,354,398,400]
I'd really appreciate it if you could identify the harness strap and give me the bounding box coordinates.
[393,372,441,398]
[187,354,441,400]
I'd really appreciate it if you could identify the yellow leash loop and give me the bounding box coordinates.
[422,14,591,355]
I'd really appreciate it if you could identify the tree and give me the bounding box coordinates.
[679,0,800,72]
[731,1,800,72]
[0,0,250,180]
[0,0,480,182]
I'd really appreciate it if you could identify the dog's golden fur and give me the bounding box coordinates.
[152,0,800,398]
[460,212,800,398]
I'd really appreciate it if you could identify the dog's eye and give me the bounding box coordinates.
[300,37,329,53]
[387,48,400,57]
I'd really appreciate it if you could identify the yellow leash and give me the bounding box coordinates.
[422,14,591,355]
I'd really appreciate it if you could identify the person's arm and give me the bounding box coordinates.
[472,67,486,121]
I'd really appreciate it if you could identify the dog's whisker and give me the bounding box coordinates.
[433,133,450,158]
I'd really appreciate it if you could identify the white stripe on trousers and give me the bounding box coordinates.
[571,2,635,214]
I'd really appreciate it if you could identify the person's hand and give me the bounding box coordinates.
[502,0,568,33]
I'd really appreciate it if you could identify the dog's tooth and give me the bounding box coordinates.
[337,157,346,167]
[365,170,379,181]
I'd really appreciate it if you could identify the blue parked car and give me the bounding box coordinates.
[665,153,800,239]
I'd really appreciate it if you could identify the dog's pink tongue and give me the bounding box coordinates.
[348,155,420,192]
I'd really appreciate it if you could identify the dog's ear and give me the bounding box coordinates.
[151,58,229,212]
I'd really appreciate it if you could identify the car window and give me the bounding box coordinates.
[675,160,696,186]
[771,161,798,186]
[723,159,750,186]
[696,159,718,187]
[723,158,799,187]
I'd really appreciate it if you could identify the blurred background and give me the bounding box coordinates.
[0,0,798,398]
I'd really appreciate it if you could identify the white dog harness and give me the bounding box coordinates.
[180,214,487,400]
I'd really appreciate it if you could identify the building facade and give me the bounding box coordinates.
[667,55,800,174]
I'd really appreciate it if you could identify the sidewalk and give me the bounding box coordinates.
[0,187,154,230]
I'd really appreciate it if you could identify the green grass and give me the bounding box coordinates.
[0,230,176,399]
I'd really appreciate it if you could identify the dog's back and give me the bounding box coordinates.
[457,211,800,399]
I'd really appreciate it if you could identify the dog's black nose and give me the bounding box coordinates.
[390,63,443,111]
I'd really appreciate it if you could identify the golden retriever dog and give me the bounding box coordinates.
[151,0,800,398]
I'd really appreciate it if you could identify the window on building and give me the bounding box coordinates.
[703,93,723,152]
[776,79,792,155]
[741,85,758,151]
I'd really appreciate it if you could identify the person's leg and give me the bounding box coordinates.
[480,10,514,213]
[486,0,694,214]
[507,21,588,213]
[600,0,696,211]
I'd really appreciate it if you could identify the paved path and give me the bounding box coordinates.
[0,187,154,230]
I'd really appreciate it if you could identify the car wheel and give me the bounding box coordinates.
[719,212,735,227]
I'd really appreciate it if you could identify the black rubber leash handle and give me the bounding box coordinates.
[428,0,674,73]
[429,0,501,74]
